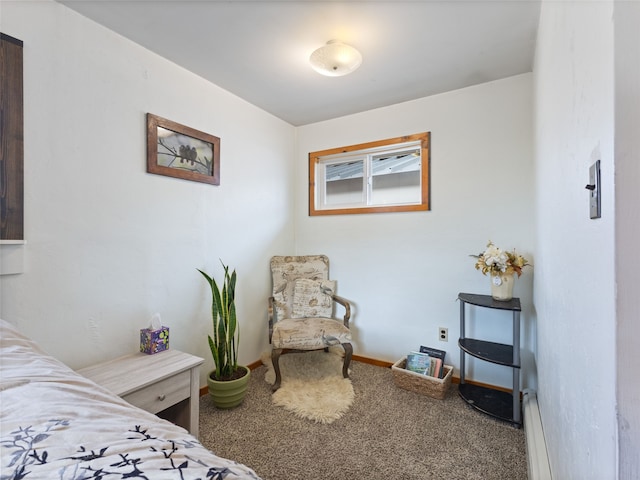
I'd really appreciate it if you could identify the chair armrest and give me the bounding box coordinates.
[268,296,275,343]
[332,294,351,328]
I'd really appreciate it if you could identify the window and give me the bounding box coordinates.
[309,132,430,216]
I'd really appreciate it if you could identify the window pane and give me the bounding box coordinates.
[371,151,421,205]
[309,132,429,216]
[325,160,365,206]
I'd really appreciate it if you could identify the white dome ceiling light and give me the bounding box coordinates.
[309,40,362,77]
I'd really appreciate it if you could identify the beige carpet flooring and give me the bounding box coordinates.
[198,359,527,480]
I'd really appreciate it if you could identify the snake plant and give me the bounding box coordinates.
[198,262,239,381]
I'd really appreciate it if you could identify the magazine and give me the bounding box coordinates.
[419,345,447,379]
[406,350,442,378]
[406,351,432,374]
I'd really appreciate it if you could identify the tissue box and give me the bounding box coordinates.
[140,327,169,354]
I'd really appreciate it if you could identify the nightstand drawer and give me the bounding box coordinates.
[77,350,203,436]
[123,370,190,414]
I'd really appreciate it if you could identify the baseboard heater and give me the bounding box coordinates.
[523,391,552,480]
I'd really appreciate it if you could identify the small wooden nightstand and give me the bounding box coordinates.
[78,349,204,437]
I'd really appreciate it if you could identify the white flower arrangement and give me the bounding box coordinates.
[472,241,530,277]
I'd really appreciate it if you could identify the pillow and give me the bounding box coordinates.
[270,256,329,320]
[291,278,336,319]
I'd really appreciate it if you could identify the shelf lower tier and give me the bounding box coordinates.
[458,383,521,427]
[459,338,519,367]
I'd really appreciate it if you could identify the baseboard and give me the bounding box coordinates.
[352,354,394,368]
[199,354,519,397]
[523,391,552,480]
[246,359,263,370]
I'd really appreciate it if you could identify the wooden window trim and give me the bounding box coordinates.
[309,132,430,216]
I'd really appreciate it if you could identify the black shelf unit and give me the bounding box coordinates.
[458,292,522,426]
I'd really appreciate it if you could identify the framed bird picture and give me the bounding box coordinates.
[146,113,220,185]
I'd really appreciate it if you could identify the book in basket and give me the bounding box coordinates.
[406,351,441,378]
[406,351,431,374]
[419,345,447,379]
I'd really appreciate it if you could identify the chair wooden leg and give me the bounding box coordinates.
[271,348,283,392]
[342,343,353,379]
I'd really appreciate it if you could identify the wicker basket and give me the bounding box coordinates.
[391,357,453,400]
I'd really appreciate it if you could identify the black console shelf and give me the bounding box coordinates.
[458,292,522,427]
[458,292,521,311]
[458,338,515,367]
[458,383,516,423]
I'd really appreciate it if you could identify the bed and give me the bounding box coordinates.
[0,319,261,479]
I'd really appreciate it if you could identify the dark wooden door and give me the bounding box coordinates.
[0,33,24,240]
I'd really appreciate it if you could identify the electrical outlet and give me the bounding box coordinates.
[439,327,448,342]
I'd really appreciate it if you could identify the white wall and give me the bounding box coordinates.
[614,1,640,478]
[0,0,295,386]
[534,1,617,478]
[296,74,536,390]
[2,0,636,475]
[0,2,535,395]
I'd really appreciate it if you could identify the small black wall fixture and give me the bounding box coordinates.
[585,160,601,219]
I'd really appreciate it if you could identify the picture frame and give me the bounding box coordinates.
[146,113,220,185]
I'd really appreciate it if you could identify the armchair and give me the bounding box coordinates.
[268,255,353,391]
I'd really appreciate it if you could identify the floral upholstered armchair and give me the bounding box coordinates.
[268,255,352,391]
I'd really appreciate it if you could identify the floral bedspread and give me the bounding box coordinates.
[0,319,261,480]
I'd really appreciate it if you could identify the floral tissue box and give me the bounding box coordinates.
[140,326,169,354]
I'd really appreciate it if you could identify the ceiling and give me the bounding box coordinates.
[58,0,541,126]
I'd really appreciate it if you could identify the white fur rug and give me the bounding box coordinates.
[261,349,355,424]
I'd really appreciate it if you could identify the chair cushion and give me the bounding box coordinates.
[272,318,352,350]
[270,255,329,320]
[291,278,336,319]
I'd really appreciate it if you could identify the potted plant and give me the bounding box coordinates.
[198,261,250,408]
[471,241,530,301]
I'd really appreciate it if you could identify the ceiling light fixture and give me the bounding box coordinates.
[309,40,362,77]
